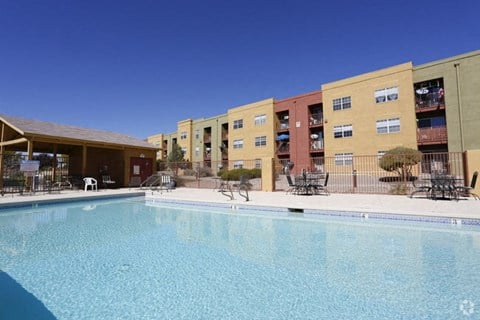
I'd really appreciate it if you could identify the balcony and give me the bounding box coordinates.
[415,87,445,112]
[221,129,228,141]
[310,140,324,152]
[278,120,289,131]
[204,134,212,143]
[309,113,323,126]
[276,143,290,155]
[417,127,448,145]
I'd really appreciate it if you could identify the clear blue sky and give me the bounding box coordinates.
[1,0,479,139]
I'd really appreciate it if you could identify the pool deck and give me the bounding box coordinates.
[0,187,479,220]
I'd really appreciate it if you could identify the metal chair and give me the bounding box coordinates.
[456,171,479,200]
[409,177,432,199]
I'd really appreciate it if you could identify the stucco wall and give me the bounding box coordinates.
[322,62,417,158]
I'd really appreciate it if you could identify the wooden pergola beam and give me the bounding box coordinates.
[0,137,28,147]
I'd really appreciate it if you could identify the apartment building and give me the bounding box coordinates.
[274,90,323,173]
[413,50,480,153]
[190,114,229,168]
[146,133,164,160]
[147,50,480,175]
[321,62,418,163]
[227,98,276,169]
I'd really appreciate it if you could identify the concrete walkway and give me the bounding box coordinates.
[148,187,480,220]
[2,187,478,220]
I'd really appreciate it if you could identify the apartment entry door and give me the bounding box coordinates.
[130,157,153,186]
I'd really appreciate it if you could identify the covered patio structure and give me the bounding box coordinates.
[0,114,158,191]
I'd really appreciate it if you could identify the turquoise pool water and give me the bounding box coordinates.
[1,197,479,319]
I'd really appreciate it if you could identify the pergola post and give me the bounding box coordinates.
[52,144,58,182]
[0,123,4,190]
[82,144,87,177]
[27,139,33,160]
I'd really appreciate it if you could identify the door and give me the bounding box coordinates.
[130,157,153,186]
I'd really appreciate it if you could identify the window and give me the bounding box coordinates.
[255,136,267,147]
[376,118,400,134]
[254,114,266,126]
[233,139,244,149]
[377,151,386,160]
[233,160,244,169]
[194,129,200,139]
[333,96,351,111]
[333,124,353,138]
[233,119,243,129]
[181,147,187,154]
[195,146,200,156]
[375,87,399,103]
[335,153,353,166]
[180,131,187,140]
[255,159,262,169]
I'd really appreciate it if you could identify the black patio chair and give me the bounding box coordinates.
[313,172,329,195]
[285,175,298,194]
[409,177,432,199]
[456,171,479,200]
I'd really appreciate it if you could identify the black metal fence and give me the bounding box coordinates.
[1,152,466,196]
[275,152,465,195]
[1,153,70,195]
[160,159,263,191]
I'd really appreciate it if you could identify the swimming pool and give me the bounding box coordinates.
[1,197,479,319]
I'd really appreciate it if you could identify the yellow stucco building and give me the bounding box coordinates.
[227,98,275,169]
[322,62,418,161]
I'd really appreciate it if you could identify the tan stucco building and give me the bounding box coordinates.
[227,98,275,169]
[321,62,418,159]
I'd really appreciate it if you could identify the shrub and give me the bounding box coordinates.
[220,168,261,181]
[379,147,421,181]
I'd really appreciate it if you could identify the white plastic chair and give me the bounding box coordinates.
[83,177,98,191]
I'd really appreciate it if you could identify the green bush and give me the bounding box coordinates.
[220,168,261,181]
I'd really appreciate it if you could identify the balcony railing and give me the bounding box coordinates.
[310,140,324,152]
[278,120,289,130]
[417,127,448,145]
[222,130,228,140]
[309,112,323,126]
[277,143,290,154]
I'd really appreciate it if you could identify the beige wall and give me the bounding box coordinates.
[177,119,193,161]
[146,133,164,160]
[228,98,275,166]
[322,63,418,159]
[466,149,480,194]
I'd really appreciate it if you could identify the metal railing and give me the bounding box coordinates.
[1,153,70,195]
[417,127,448,145]
[166,159,262,191]
[275,152,465,195]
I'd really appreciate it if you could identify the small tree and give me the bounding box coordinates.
[167,144,188,175]
[379,147,422,181]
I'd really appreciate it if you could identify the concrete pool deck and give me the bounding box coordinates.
[0,187,479,220]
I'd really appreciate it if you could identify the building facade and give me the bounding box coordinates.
[147,50,480,175]
[227,98,276,169]
[274,90,323,174]
[322,62,418,159]
[190,114,229,169]
[413,50,480,153]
